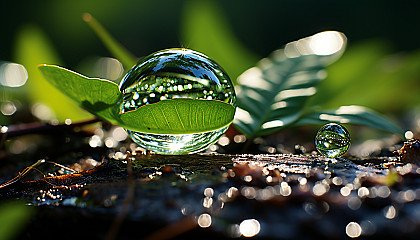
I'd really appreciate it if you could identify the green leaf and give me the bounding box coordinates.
[83,13,137,71]
[233,32,346,138]
[38,64,122,125]
[38,65,235,134]
[120,98,235,134]
[14,24,92,122]
[0,201,34,240]
[294,105,404,135]
[181,0,258,83]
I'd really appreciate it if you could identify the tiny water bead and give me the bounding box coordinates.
[119,48,236,154]
[315,123,351,158]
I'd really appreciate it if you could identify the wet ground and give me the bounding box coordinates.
[0,125,420,239]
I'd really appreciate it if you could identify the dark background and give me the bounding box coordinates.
[2,0,419,66]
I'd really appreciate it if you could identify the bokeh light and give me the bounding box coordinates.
[284,31,346,58]
[204,187,214,198]
[312,182,327,196]
[384,205,397,219]
[405,130,414,139]
[1,101,17,116]
[309,31,346,55]
[346,222,362,238]
[31,103,56,121]
[197,213,212,228]
[93,57,124,80]
[0,62,28,87]
[357,187,369,198]
[239,219,261,237]
[233,135,247,143]
[340,186,351,196]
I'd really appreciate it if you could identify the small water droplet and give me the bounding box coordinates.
[315,123,350,158]
[119,48,236,154]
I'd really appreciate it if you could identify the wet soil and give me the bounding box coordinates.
[0,129,419,239]
[0,149,419,239]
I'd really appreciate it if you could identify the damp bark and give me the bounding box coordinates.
[1,147,419,239]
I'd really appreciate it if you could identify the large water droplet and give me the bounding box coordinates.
[119,48,236,154]
[315,123,350,158]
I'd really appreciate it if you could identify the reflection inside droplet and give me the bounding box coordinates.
[315,123,350,158]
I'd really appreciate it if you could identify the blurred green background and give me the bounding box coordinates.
[2,0,420,126]
[3,0,420,64]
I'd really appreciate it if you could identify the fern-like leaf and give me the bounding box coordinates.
[234,31,346,138]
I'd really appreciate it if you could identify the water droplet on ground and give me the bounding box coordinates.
[119,48,236,154]
[315,123,350,158]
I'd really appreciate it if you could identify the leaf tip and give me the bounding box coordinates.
[82,13,92,23]
[37,64,52,73]
[37,64,59,72]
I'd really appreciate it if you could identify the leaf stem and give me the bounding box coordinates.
[83,13,137,70]
[0,159,46,189]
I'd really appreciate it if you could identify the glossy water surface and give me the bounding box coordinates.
[315,123,350,158]
[119,48,236,154]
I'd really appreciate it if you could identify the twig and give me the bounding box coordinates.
[0,118,102,140]
[45,161,77,174]
[0,159,46,189]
